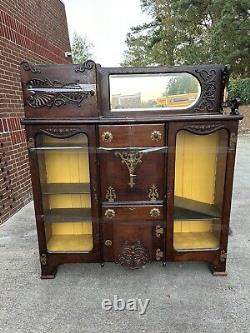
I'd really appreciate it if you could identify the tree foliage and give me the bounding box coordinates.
[122,0,250,77]
[71,33,93,64]
[165,75,198,95]
[228,78,250,104]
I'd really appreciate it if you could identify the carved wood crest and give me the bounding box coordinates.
[21,60,96,108]
[21,61,41,73]
[117,240,150,269]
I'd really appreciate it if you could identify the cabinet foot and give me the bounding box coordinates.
[210,263,227,276]
[162,262,167,267]
[41,267,57,279]
[100,263,105,268]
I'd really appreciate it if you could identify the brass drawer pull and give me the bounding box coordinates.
[151,130,162,142]
[104,209,116,219]
[105,240,112,246]
[150,208,160,217]
[102,131,113,143]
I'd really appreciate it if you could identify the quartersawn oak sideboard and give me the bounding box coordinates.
[20,60,242,278]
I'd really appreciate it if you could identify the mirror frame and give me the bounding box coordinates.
[97,64,229,117]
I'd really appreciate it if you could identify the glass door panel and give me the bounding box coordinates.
[36,133,93,253]
[174,129,228,251]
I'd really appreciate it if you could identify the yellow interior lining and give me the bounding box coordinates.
[173,130,226,250]
[38,134,93,252]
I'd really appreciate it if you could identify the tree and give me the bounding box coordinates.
[122,0,250,77]
[165,75,198,95]
[71,33,93,64]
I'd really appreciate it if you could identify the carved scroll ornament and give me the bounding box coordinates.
[194,69,217,113]
[117,240,150,269]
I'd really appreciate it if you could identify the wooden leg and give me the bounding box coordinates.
[41,265,57,279]
[210,261,227,276]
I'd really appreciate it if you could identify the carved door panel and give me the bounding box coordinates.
[102,205,165,267]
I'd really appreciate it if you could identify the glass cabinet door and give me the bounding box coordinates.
[174,129,228,251]
[35,133,93,253]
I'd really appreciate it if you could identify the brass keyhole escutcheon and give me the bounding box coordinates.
[102,131,113,143]
[151,130,162,142]
[105,240,112,246]
[149,208,160,217]
[104,209,116,219]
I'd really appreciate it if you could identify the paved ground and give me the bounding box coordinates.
[0,136,250,333]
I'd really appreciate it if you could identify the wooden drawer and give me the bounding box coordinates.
[102,205,163,221]
[99,124,165,147]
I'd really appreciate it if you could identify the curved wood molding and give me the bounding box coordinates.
[183,123,225,135]
[39,127,82,138]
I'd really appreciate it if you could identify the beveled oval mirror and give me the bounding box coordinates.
[109,73,201,111]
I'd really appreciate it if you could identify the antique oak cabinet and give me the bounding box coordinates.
[20,60,242,278]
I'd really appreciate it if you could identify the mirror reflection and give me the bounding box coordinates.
[110,73,201,111]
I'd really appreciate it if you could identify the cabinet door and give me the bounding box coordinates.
[28,126,100,260]
[173,129,228,251]
[166,121,238,264]
[102,205,164,267]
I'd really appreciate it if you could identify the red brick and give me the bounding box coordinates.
[0,0,71,224]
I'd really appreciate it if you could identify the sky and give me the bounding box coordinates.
[63,0,150,66]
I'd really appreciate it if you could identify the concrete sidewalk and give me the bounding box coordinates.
[0,137,249,333]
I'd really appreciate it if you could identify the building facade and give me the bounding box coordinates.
[0,0,72,223]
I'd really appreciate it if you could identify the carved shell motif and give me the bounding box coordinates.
[117,240,150,269]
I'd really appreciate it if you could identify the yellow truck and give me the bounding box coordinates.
[156,92,198,108]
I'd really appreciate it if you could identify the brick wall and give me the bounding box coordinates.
[0,0,72,223]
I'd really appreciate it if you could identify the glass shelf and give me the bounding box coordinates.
[31,143,88,151]
[174,196,220,220]
[41,183,90,195]
[44,208,91,223]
